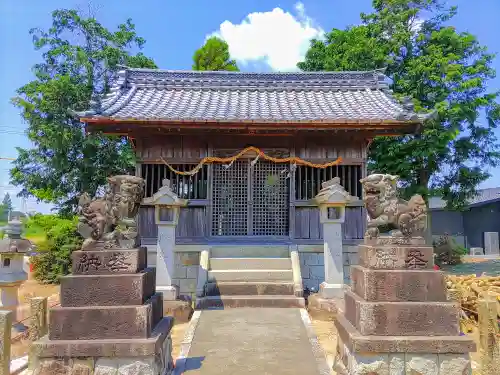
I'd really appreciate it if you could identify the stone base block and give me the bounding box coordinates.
[334,313,476,354]
[32,317,173,358]
[163,299,193,323]
[364,235,426,246]
[307,293,341,321]
[49,293,163,340]
[71,247,147,275]
[350,266,447,302]
[29,319,174,375]
[358,244,434,270]
[344,290,460,336]
[334,329,473,375]
[320,282,344,299]
[157,285,179,301]
[60,268,156,307]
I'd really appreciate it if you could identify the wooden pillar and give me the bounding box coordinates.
[478,293,500,375]
[0,310,12,375]
[289,144,296,239]
[29,297,48,341]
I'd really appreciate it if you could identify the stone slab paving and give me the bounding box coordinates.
[175,308,331,375]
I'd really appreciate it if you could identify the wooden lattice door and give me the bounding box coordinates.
[211,160,290,237]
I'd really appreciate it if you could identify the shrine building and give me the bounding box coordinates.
[76,68,427,297]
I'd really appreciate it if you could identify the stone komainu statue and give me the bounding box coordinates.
[77,175,145,250]
[360,174,427,239]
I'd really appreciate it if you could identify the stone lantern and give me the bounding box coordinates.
[143,179,188,301]
[312,177,355,299]
[0,220,32,320]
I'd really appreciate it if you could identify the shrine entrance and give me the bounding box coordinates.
[211,159,290,237]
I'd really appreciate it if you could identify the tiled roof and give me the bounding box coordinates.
[75,68,430,123]
[429,188,500,209]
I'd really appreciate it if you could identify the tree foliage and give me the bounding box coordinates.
[192,36,239,71]
[298,0,500,208]
[2,193,12,211]
[11,9,156,215]
[0,193,13,221]
[28,214,82,283]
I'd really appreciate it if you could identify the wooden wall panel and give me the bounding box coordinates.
[138,136,208,161]
[137,134,367,163]
[344,206,367,240]
[139,206,207,241]
[295,138,366,161]
[294,206,366,240]
[176,207,207,238]
[138,206,157,240]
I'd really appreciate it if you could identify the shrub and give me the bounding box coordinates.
[433,233,467,267]
[30,215,82,284]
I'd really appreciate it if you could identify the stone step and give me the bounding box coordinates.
[208,269,293,282]
[205,281,295,296]
[195,295,305,309]
[209,245,289,258]
[209,257,291,270]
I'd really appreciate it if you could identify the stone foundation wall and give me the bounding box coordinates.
[146,245,201,299]
[145,243,361,295]
[298,244,359,291]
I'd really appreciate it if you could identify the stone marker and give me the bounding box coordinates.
[0,220,32,321]
[333,174,476,375]
[484,232,499,256]
[0,310,12,375]
[470,247,484,256]
[29,175,174,375]
[142,178,193,322]
[309,177,356,320]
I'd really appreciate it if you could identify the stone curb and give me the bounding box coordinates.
[299,309,333,375]
[173,310,202,375]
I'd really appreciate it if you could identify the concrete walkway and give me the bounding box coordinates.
[174,308,331,375]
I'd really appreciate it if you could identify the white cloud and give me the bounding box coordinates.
[210,2,324,71]
[410,17,425,33]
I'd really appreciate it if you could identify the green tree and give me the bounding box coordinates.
[11,9,156,215]
[2,193,13,212]
[192,36,239,71]
[298,0,500,208]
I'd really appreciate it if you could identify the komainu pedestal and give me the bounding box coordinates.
[333,174,476,375]
[29,176,174,375]
[29,248,173,375]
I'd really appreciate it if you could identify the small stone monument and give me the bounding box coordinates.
[29,175,174,375]
[0,220,31,321]
[308,178,355,319]
[484,232,499,256]
[334,174,476,375]
[142,179,193,322]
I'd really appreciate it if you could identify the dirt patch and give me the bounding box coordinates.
[18,280,60,304]
[171,322,188,360]
[310,318,337,369]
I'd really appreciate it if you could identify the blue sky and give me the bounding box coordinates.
[0,0,499,212]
